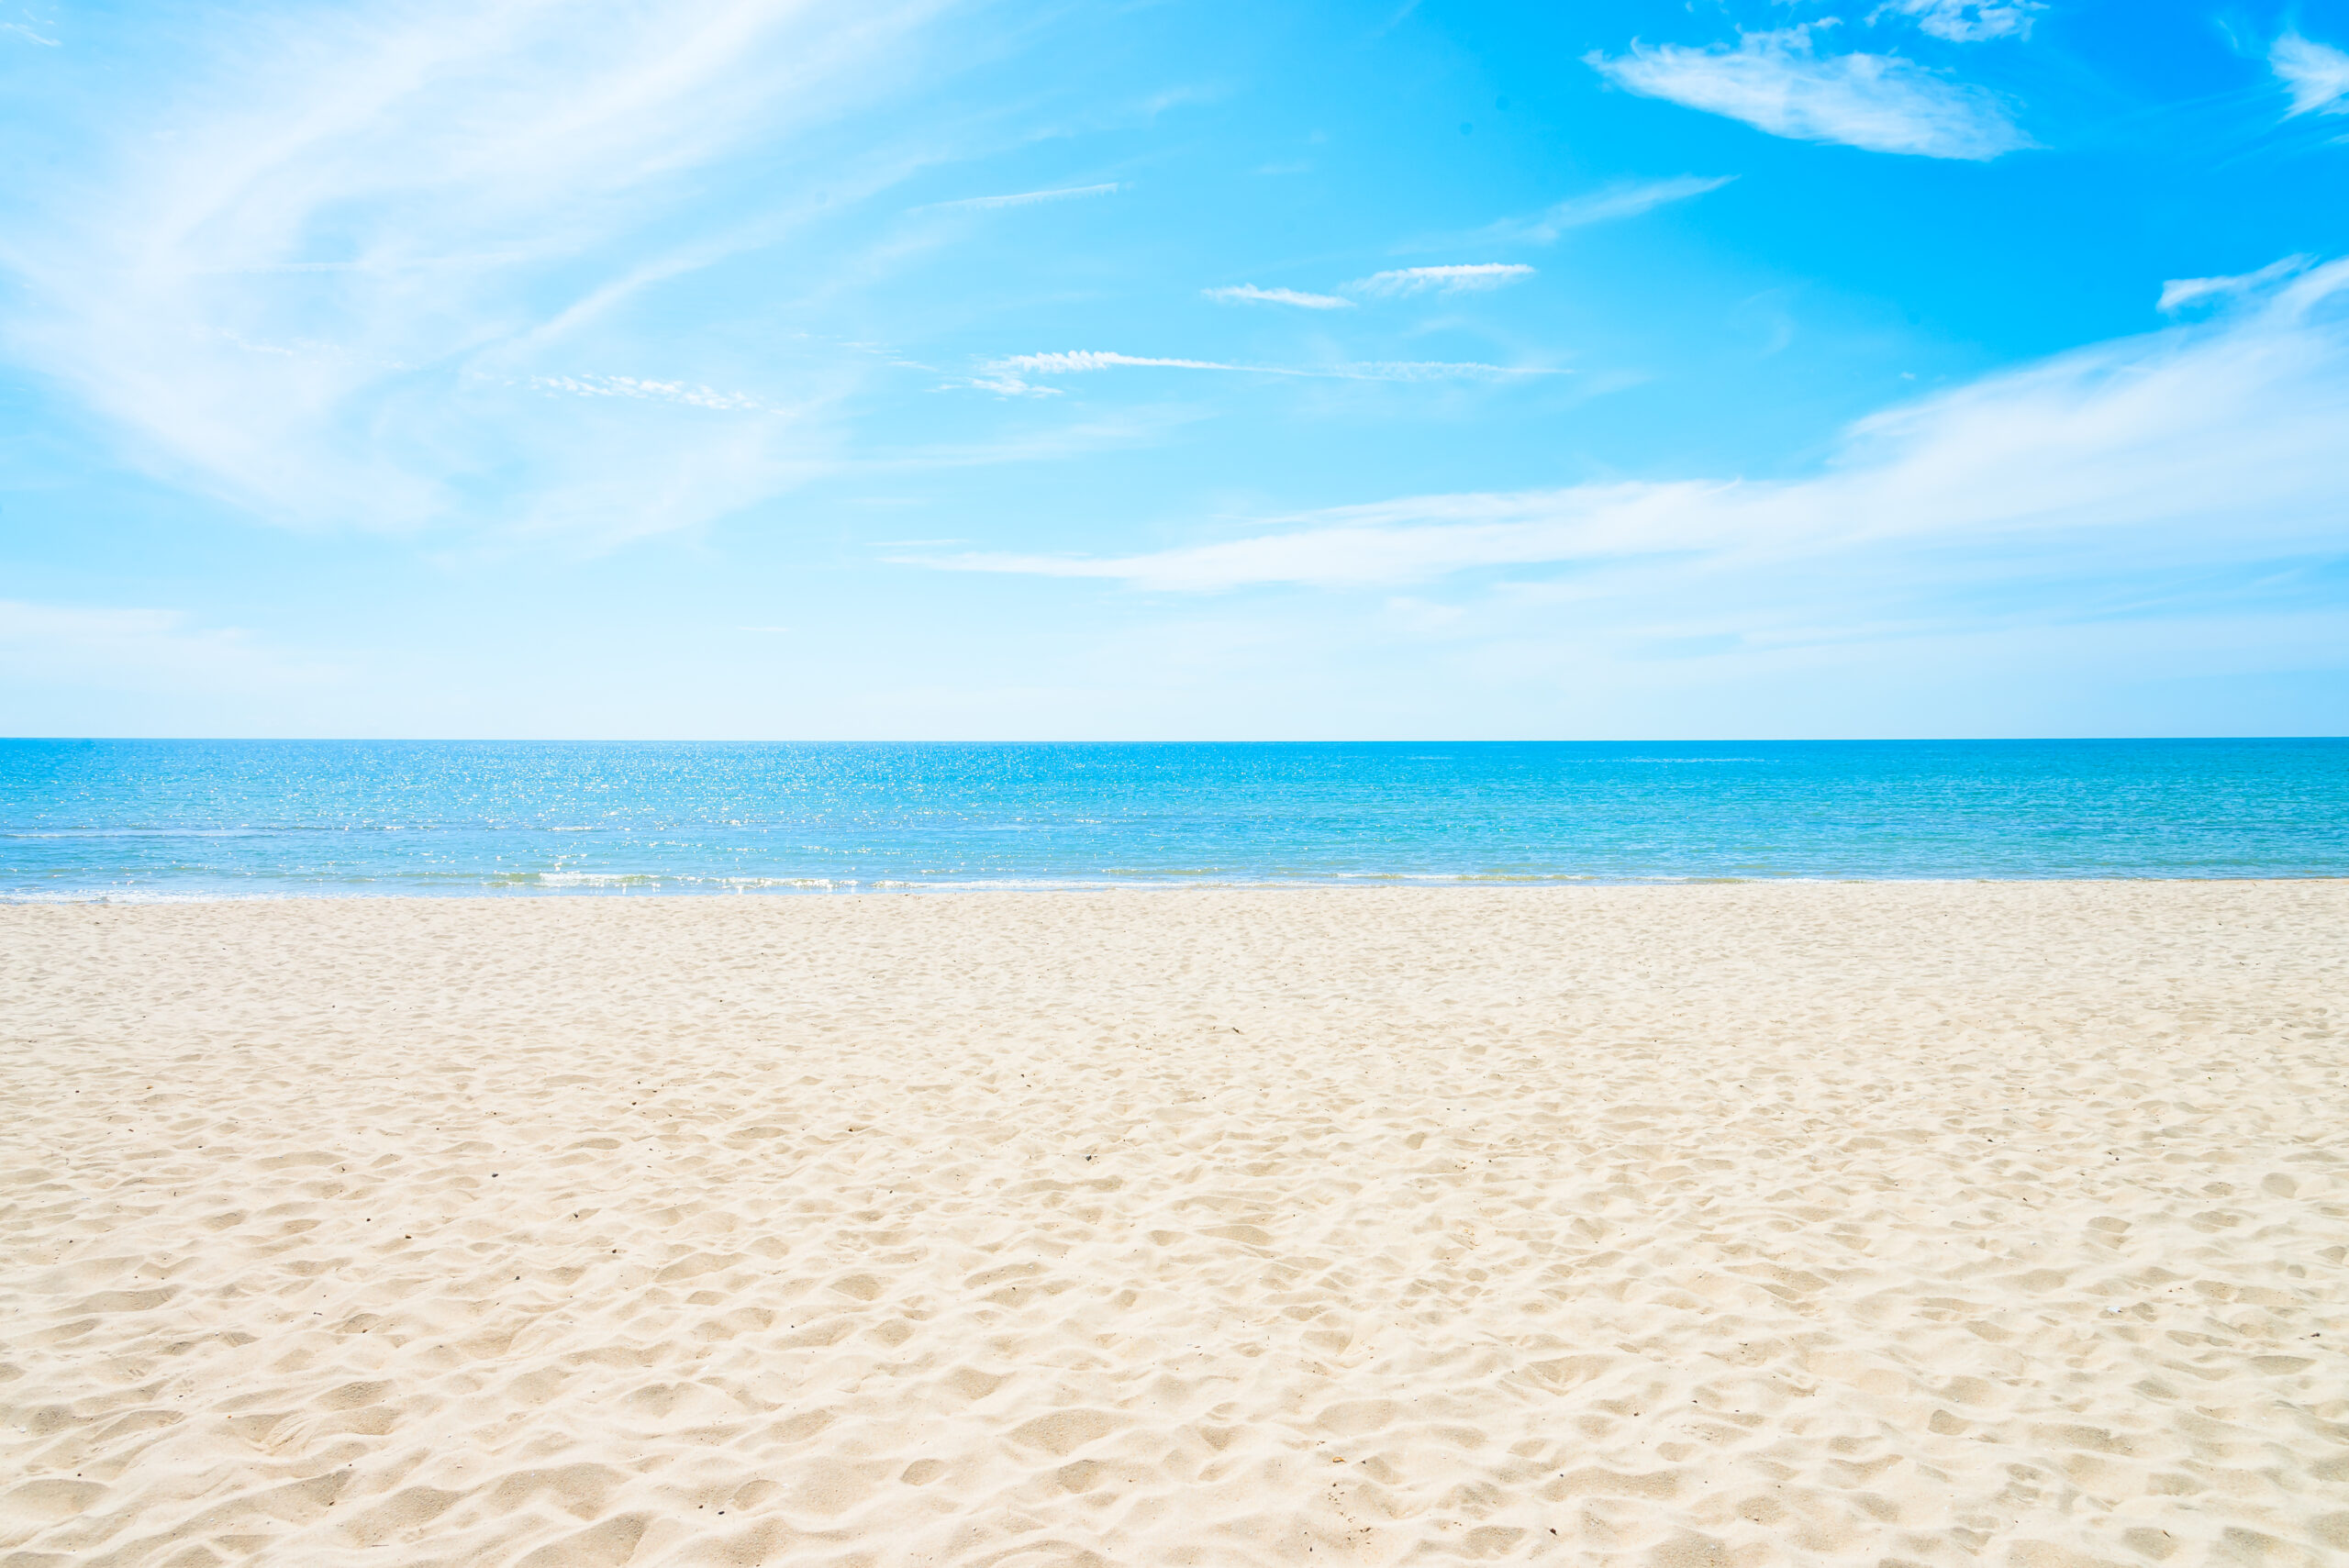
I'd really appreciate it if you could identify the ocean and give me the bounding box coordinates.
[2,739,2343,899]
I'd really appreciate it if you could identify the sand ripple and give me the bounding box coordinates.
[2,884,2344,1566]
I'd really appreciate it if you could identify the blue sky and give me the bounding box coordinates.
[2,0,2345,739]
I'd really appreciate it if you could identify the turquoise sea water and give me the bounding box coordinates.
[1,740,2343,899]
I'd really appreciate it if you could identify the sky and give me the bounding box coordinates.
[2,0,2346,740]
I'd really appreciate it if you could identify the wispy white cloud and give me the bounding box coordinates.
[963,350,1563,395]
[995,350,1238,375]
[1478,176,1733,244]
[2157,255,2312,313]
[1876,1,2042,44]
[0,0,956,546]
[0,600,332,692]
[528,373,775,411]
[1203,284,1354,309]
[1350,263,1535,296]
[1588,28,2033,160]
[915,182,1124,212]
[3,20,59,46]
[963,373,1063,397]
[922,258,2349,591]
[2271,30,2349,117]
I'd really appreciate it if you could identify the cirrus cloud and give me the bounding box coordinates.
[963,350,1565,395]
[0,600,335,694]
[1877,1,2041,44]
[1588,28,2033,160]
[1203,284,1354,309]
[2271,30,2349,117]
[1476,175,1733,245]
[0,0,958,548]
[915,182,1125,212]
[921,259,2349,593]
[1350,263,1535,297]
[2157,255,2313,314]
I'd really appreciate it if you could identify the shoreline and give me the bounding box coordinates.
[9,870,2349,904]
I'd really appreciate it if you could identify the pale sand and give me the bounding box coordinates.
[3,885,2345,1568]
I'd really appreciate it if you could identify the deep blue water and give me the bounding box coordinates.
[1,740,2343,898]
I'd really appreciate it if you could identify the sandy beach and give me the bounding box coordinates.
[2,883,2343,1568]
